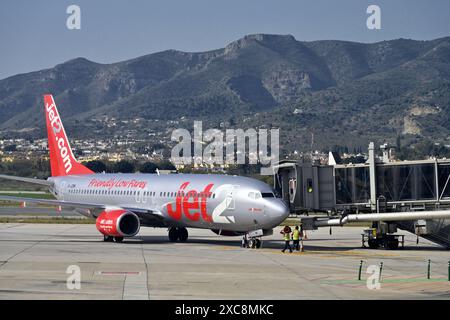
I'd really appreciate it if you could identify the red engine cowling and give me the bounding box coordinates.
[96,210,140,237]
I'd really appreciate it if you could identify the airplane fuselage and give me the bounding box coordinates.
[49,173,290,233]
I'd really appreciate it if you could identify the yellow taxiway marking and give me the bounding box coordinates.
[211,245,399,258]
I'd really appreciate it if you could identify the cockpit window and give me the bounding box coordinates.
[261,192,275,198]
[248,191,262,199]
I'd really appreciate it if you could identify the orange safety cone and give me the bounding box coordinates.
[21,201,26,208]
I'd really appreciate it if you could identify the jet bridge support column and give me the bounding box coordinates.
[368,142,377,211]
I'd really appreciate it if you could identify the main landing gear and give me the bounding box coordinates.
[103,235,124,243]
[168,227,188,242]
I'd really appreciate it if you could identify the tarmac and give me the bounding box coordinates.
[0,223,450,300]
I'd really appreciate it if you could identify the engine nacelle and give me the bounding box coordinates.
[96,210,140,237]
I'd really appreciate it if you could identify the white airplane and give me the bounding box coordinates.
[0,95,289,245]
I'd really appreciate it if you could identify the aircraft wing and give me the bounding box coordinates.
[0,195,165,226]
[0,195,103,209]
[0,174,53,186]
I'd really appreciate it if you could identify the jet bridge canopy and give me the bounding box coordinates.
[273,157,450,213]
[273,144,450,248]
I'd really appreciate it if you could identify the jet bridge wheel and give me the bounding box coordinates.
[368,239,380,249]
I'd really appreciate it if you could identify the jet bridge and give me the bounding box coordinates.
[273,143,450,248]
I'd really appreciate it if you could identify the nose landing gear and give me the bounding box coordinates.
[242,235,262,249]
[241,229,265,249]
[168,227,189,242]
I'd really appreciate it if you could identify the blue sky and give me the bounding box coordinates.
[0,0,449,80]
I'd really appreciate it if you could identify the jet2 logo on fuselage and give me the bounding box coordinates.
[167,182,214,222]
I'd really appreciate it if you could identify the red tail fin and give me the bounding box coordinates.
[44,94,94,176]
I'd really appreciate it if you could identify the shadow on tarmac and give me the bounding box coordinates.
[0,232,446,251]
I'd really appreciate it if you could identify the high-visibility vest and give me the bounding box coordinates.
[292,229,300,240]
[284,232,290,241]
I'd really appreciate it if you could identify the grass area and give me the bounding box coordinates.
[321,277,449,285]
[0,192,56,207]
[0,180,49,191]
[0,192,55,199]
[0,217,94,224]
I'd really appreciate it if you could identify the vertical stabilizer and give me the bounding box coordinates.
[43,94,93,176]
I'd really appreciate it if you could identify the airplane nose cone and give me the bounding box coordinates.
[268,200,290,223]
[277,200,290,219]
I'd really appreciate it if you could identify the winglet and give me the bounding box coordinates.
[44,94,93,176]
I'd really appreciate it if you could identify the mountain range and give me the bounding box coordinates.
[1,34,450,152]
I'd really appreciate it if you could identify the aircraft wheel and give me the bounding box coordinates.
[168,228,179,242]
[178,228,188,242]
[104,235,114,242]
[386,239,399,250]
[255,239,261,249]
[114,237,124,243]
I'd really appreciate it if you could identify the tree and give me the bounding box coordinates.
[4,144,17,152]
[114,160,135,173]
[140,162,158,173]
[157,161,176,170]
[84,160,107,173]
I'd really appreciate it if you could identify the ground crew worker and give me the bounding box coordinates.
[292,225,300,251]
[299,223,305,252]
[280,225,293,253]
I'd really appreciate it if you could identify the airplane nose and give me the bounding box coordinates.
[270,200,290,220]
[277,200,290,219]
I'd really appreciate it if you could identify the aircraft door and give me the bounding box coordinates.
[226,185,240,210]
[289,178,297,204]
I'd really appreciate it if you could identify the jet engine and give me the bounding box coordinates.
[96,210,140,237]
